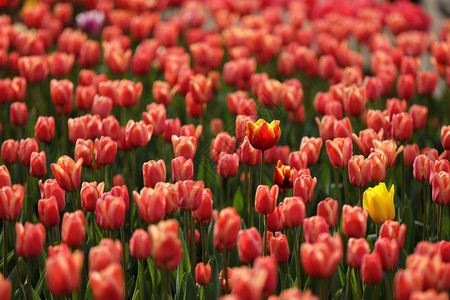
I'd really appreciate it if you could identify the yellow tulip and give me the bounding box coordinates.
[363,182,395,224]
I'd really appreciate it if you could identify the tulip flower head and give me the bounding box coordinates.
[245,119,281,151]
[363,182,395,224]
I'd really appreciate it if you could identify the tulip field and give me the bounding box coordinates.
[1,0,450,299]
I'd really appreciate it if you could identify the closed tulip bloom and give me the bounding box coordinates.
[130,229,151,260]
[442,126,450,150]
[373,140,403,168]
[79,40,100,68]
[38,196,60,228]
[74,139,93,168]
[281,197,305,228]
[397,74,415,100]
[342,204,369,238]
[317,198,339,228]
[35,116,55,143]
[148,220,182,271]
[363,182,395,224]
[236,115,255,141]
[18,55,48,83]
[155,182,178,215]
[90,263,124,300]
[239,136,262,166]
[218,153,239,178]
[409,105,428,131]
[214,207,241,252]
[0,273,11,300]
[95,136,117,166]
[101,116,120,141]
[89,239,122,274]
[50,79,73,107]
[374,237,399,271]
[91,95,113,119]
[391,112,413,142]
[0,184,25,220]
[172,135,197,159]
[108,185,130,212]
[68,117,87,143]
[269,232,290,264]
[299,137,322,166]
[403,144,420,167]
[348,155,371,188]
[15,222,46,258]
[254,256,278,297]
[352,128,383,157]
[185,93,203,118]
[368,151,387,182]
[293,174,317,205]
[416,71,438,96]
[210,132,236,163]
[81,182,104,212]
[410,290,449,300]
[347,238,370,268]
[61,210,86,248]
[237,227,262,264]
[267,206,283,232]
[301,233,342,278]
[152,81,173,106]
[1,140,19,164]
[255,185,279,215]
[303,216,329,243]
[189,73,213,104]
[95,195,125,231]
[315,115,336,141]
[75,85,96,111]
[125,120,153,149]
[142,159,166,188]
[133,187,165,223]
[380,220,407,250]
[10,102,27,126]
[142,103,166,136]
[19,138,39,166]
[30,151,46,178]
[245,119,281,151]
[343,85,366,116]
[430,171,450,205]
[51,156,83,191]
[195,263,212,286]
[192,188,213,225]
[325,137,353,168]
[180,124,202,139]
[46,244,83,296]
[258,79,282,107]
[171,157,193,183]
[361,253,383,285]
[39,179,65,211]
[177,180,204,211]
[117,80,142,108]
[289,151,308,171]
[0,166,11,188]
[395,268,425,300]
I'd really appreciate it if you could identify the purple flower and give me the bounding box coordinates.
[76,10,105,35]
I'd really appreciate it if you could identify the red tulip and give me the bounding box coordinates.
[210,132,236,163]
[374,237,399,271]
[46,244,83,296]
[80,181,104,212]
[30,151,46,178]
[348,155,372,188]
[95,195,125,231]
[51,156,83,191]
[281,197,305,228]
[361,253,383,285]
[342,204,368,238]
[172,135,197,159]
[1,140,19,165]
[254,256,278,297]
[18,55,48,83]
[0,184,24,220]
[218,152,239,178]
[195,263,212,286]
[214,207,241,252]
[101,116,120,141]
[15,222,46,258]
[347,238,370,268]
[430,171,450,205]
[39,179,65,211]
[0,272,11,300]
[10,102,27,126]
[38,196,60,228]
[90,263,124,300]
[228,266,266,300]
[442,125,450,150]
[192,188,213,225]
[74,139,93,168]
[352,128,383,157]
[239,136,262,166]
[326,137,353,168]
[19,138,39,166]
[245,119,281,151]
[416,71,438,96]
[391,112,413,142]
[409,105,428,131]
[171,157,193,183]
[303,216,329,243]
[50,79,73,107]
[373,140,403,168]
[269,232,290,264]
[162,119,180,143]
[61,210,86,248]
[117,80,142,108]
[125,120,153,149]
[35,116,55,143]
[133,187,165,224]
[397,74,415,100]
[152,81,173,106]
[148,220,182,271]
[142,159,166,188]
[403,144,420,167]
[267,206,283,232]
[380,220,407,250]
[91,95,113,119]
[293,174,317,205]
[189,73,213,104]
[413,155,431,182]
[108,185,130,212]
[95,136,117,166]
[343,85,366,116]
[255,185,279,215]
[289,151,308,171]
[177,180,204,211]
[88,238,122,274]
[47,52,75,77]
[301,233,342,278]
[0,166,11,188]
[317,197,339,228]
[130,229,151,260]
[155,182,178,215]
[299,137,322,166]
[368,151,387,182]
[142,103,166,136]
[237,227,262,264]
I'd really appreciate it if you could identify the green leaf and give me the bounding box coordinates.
[183,273,197,300]
[303,275,311,290]
[232,187,244,216]
[402,204,414,252]
[338,263,346,286]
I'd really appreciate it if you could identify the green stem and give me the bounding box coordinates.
[437,204,443,240]
[3,219,7,277]
[319,278,328,300]
[355,269,362,299]
[200,223,209,263]
[139,260,145,300]
[345,267,352,300]
[26,258,32,300]
[189,213,196,276]
[26,172,30,222]
[71,190,77,212]
[120,226,127,298]
[376,223,380,237]
[163,269,169,300]
[263,214,268,256]
[150,259,157,300]
[11,221,24,300]
[260,151,265,186]
[244,165,249,225]
[91,212,97,245]
[358,187,363,206]
[386,270,394,300]
[422,182,427,241]
[48,228,53,247]
[248,167,253,228]
[341,167,349,205]
[333,167,339,200]
[400,149,405,217]
[222,250,228,295]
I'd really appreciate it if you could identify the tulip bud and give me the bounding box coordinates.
[368,151,387,182]
[293,174,317,205]
[0,166,11,188]
[299,137,323,166]
[254,256,278,297]
[192,188,213,225]
[61,210,86,248]
[51,156,83,191]
[142,160,166,188]
[38,196,60,228]
[301,233,342,278]
[317,198,339,228]
[210,132,236,163]
[343,85,366,116]
[95,195,125,231]
[91,95,113,119]
[130,229,151,260]
[0,184,25,220]
[90,263,124,300]
[374,237,399,271]
[379,220,407,250]
[280,197,305,228]
[397,74,415,100]
[217,153,239,178]
[195,263,212,286]
[148,220,182,271]
[10,102,27,126]
[361,253,383,285]
[255,185,279,215]
[303,216,329,243]
[239,136,262,166]
[347,238,370,268]
[19,138,39,166]
[430,171,450,205]
[171,157,193,183]
[403,144,419,167]
[214,207,241,252]
[348,155,371,188]
[133,187,165,224]
[126,120,153,149]
[177,180,204,211]
[74,139,93,168]
[15,222,46,258]
[95,136,117,166]
[50,79,73,107]
[391,112,413,142]
[30,151,46,178]
[269,232,290,264]
[35,116,55,143]
[325,137,353,168]
[267,206,283,232]
[237,227,262,264]
[80,181,104,212]
[89,239,122,274]
[1,140,19,165]
[342,204,368,238]
[0,272,11,300]
[171,135,197,159]
[442,125,450,150]
[409,105,428,131]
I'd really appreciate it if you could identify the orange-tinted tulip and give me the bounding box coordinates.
[148,220,182,271]
[246,119,281,151]
[61,210,86,248]
[255,185,279,215]
[38,196,60,228]
[373,140,403,168]
[361,253,383,285]
[95,136,117,166]
[95,195,125,231]
[46,244,83,296]
[214,207,241,252]
[19,138,39,166]
[195,263,212,286]
[413,155,431,182]
[368,151,387,182]
[380,220,407,250]
[237,227,262,264]
[343,85,366,116]
[274,160,293,189]
[317,197,339,228]
[88,238,122,274]
[15,222,46,258]
[1,140,19,165]
[172,135,197,159]
[90,263,124,300]
[51,156,83,191]
[30,151,46,178]
[347,238,370,268]
[348,155,372,187]
[133,187,165,224]
[342,204,368,238]
[0,184,24,220]
[130,228,151,260]
[35,116,55,143]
